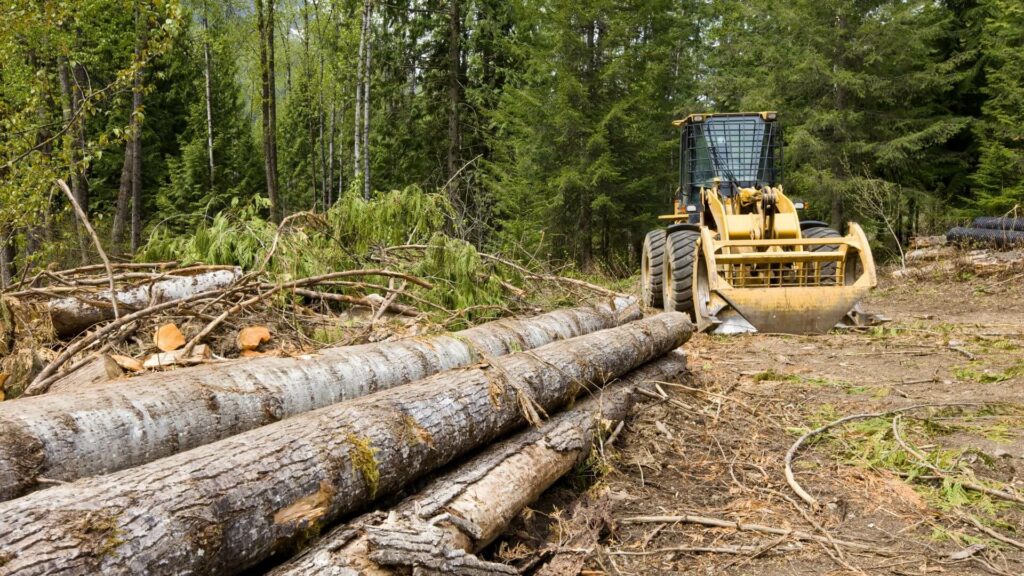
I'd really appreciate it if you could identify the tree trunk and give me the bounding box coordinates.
[0,231,14,289]
[327,104,336,206]
[257,0,281,222]
[112,140,132,248]
[269,351,689,576]
[446,0,463,207]
[70,62,89,218]
[0,268,241,345]
[129,6,147,254]
[0,314,689,576]
[57,56,89,259]
[202,0,215,192]
[362,0,372,200]
[0,301,640,501]
[354,0,365,190]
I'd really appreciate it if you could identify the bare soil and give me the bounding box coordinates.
[492,270,1024,575]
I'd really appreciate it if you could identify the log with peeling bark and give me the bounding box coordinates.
[0,313,690,576]
[0,268,242,342]
[270,350,689,576]
[0,300,638,501]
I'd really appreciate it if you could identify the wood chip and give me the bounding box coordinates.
[237,326,271,351]
[154,323,186,352]
[110,354,144,373]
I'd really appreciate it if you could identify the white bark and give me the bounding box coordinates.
[271,351,689,576]
[44,268,242,338]
[0,300,638,500]
[0,313,691,576]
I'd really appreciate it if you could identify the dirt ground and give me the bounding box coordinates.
[493,269,1024,575]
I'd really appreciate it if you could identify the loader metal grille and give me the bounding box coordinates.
[718,261,841,288]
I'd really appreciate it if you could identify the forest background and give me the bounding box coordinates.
[1,0,1022,284]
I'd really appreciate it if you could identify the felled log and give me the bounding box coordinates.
[48,354,123,393]
[0,268,242,342]
[0,313,690,576]
[270,351,689,576]
[0,300,638,500]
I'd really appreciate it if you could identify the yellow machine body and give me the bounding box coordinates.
[657,112,877,334]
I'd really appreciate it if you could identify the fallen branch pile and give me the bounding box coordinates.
[0,313,692,575]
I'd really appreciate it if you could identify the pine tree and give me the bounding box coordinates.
[972,0,1024,213]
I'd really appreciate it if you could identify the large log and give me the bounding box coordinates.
[0,300,638,501]
[0,268,242,342]
[270,350,689,576]
[0,313,690,576]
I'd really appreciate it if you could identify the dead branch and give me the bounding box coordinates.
[784,402,991,507]
[619,514,881,553]
[56,179,119,320]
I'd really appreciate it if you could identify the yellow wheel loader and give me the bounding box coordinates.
[641,112,877,334]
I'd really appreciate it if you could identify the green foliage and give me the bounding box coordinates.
[3,0,1024,280]
[139,186,509,325]
[972,0,1024,213]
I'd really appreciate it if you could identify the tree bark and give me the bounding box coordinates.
[0,231,14,289]
[70,62,89,218]
[361,0,372,200]
[112,140,132,248]
[0,314,690,576]
[0,301,639,501]
[57,56,89,258]
[354,0,365,190]
[256,0,281,222]
[0,268,242,343]
[48,354,123,394]
[446,0,463,206]
[270,351,689,576]
[202,0,215,192]
[129,5,147,254]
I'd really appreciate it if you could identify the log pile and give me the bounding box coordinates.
[271,351,689,576]
[0,299,637,500]
[0,311,693,575]
[895,233,1024,279]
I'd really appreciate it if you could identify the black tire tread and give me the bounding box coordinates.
[641,229,667,308]
[802,225,842,283]
[663,230,700,318]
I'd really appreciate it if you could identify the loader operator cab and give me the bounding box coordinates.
[677,112,783,224]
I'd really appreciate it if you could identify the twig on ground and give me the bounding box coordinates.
[784,402,990,507]
[620,514,883,553]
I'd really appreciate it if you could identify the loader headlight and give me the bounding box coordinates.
[794,202,806,210]
[686,204,699,213]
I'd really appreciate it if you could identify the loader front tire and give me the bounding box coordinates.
[802,225,842,284]
[641,229,667,308]
[663,229,700,319]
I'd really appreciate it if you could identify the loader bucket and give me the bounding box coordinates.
[694,225,877,334]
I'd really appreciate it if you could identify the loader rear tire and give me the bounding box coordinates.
[663,229,700,319]
[641,230,667,308]
[802,225,842,284]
